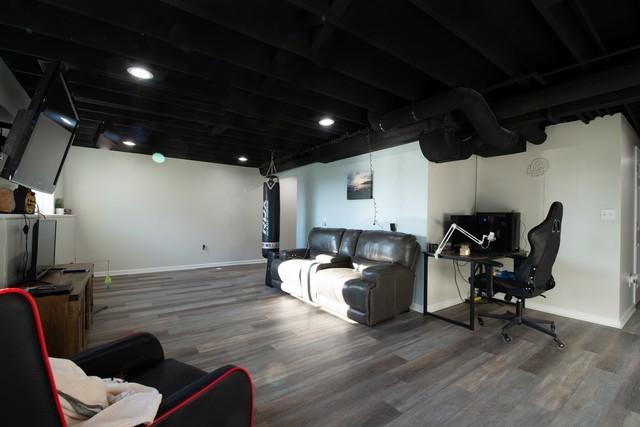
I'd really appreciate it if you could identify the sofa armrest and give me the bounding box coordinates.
[151,365,253,427]
[361,263,413,285]
[72,332,165,379]
[356,264,415,325]
[279,248,310,260]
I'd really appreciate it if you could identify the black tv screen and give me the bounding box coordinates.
[31,219,57,280]
[0,61,78,194]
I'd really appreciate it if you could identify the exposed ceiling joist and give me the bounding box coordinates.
[531,0,598,62]
[570,0,607,54]
[2,0,640,169]
[74,100,317,147]
[408,0,523,79]
[286,0,504,89]
[310,0,353,53]
[32,0,402,111]
[0,21,368,126]
[151,0,431,101]
[78,114,305,154]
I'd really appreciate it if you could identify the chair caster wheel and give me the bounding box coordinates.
[477,317,484,326]
[501,334,512,343]
[554,339,566,349]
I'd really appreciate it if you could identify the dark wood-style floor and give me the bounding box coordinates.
[89,264,640,426]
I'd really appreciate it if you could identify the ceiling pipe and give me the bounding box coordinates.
[267,59,640,172]
[368,87,522,150]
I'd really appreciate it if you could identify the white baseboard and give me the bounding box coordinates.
[94,258,266,277]
[619,303,637,328]
[525,301,624,329]
[411,297,634,329]
[410,302,424,313]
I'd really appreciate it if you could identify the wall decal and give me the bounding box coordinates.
[527,158,550,177]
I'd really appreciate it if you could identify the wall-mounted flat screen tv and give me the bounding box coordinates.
[0,61,78,194]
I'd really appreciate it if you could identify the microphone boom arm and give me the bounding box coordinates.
[435,223,496,258]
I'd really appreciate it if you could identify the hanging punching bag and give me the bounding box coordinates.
[262,174,280,258]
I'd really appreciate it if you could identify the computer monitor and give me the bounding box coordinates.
[30,219,57,280]
[445,212,520,252]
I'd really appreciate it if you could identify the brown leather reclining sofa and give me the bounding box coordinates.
[269,228,420,326]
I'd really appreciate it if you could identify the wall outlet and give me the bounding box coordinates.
[600,209,616,221]
[322,217,327,227]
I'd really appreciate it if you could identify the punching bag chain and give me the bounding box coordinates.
[266,152,277,176]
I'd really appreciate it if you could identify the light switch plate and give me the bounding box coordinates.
[601,209,616,221]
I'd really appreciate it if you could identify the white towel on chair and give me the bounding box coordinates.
[49,357,162,427]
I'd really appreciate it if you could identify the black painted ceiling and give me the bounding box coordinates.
[1,0,640,171]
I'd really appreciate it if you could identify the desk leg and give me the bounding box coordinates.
[423,252,428,316]
[469,261,476,331]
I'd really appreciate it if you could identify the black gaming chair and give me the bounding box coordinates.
[0,288,254,426]
[477,201,565,348]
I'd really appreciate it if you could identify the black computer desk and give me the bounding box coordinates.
[422,249,527,330]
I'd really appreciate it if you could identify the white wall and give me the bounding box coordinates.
[472,114,636,327]
[0,214,76,287]
[620,116,640,323]
[62,147,265,275]
[279,177,297,250]
[280,115,639,327]
[282,142,428,308]
[425,157,477,311]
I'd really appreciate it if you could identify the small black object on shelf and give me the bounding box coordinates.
[24,283,73,297]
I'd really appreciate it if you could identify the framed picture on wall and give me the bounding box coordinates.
[347,171,373,200]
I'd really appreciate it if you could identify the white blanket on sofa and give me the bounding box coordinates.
[49,358,162,427]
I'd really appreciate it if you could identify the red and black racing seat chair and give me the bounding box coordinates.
[0,288,253,427]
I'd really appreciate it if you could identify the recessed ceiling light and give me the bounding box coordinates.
[127,66,154,80]
[238,156,248,162]
[152,152,166,163]
[318,117,335,127]
[122,140,136,147]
